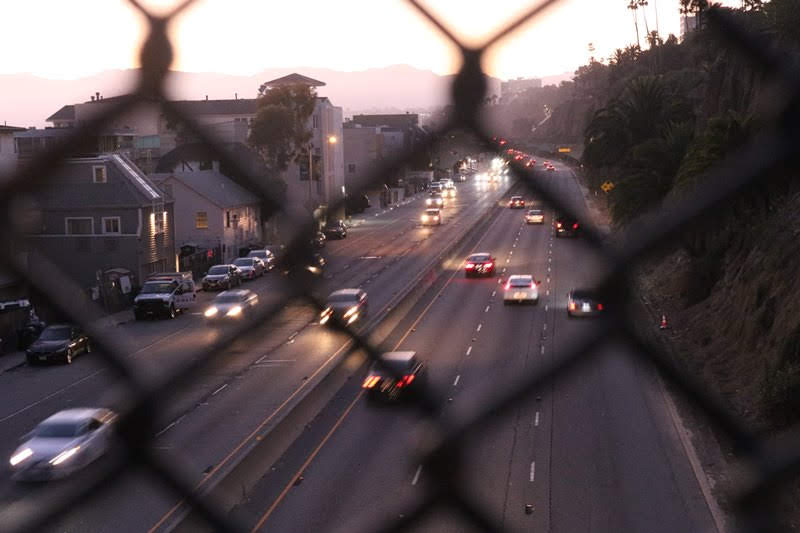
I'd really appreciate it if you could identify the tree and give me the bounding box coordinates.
[248,83,317,172]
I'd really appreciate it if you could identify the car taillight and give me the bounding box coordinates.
[573,223,579,229]
[597,303,604,311]
[486,262,494,268]
[362,375,380,389]
[530,282,535,289]
[569,302,576,310]
[466,263,475,269]
[397,375,415,388]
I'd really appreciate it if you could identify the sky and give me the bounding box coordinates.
[4,0,742,81]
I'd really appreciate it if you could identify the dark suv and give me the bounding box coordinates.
[555,215,580,237]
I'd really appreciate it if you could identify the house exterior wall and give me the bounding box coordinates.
[0,132,18,175]
[74,101,161,136]
[343,125,379,191]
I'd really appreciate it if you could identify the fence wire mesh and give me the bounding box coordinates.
[1,1,798,532]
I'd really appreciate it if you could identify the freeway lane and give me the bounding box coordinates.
[0,169,515,532]
[234,163,718,533]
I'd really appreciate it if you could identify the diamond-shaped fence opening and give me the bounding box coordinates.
[1,1,799,532]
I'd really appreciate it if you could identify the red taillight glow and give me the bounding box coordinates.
[569,302,576,311]
[362,375,380,389]
[572,223,579,229]
[397,375,416,388]
[597,303,604,311]
[466,263,475,269]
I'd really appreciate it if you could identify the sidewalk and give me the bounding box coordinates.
[0,306,134,375]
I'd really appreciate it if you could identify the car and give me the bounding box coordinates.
[324,220,348,239]
[509,196,525,209]
[204,289,259,319]
[546,164,556,172]
[247,249,276,270]
[443,186,456,198]
[9,408,117,481]
[232,257,264,280]
[320,288,368,326]
[465,253,496,277]
[306,253,327,275]
[426,193,445,207]
[26,324,90,365]
[555,216,580,237]
[362,351,427,402]
[567,289,605,317]
[202,264,243,290]
[421,208,442,226]
[429,182,443,193]
[503,275,540,305]
[525,208,544,224]
[134,275,196,320]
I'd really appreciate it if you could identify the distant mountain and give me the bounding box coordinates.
[540,71,575,87]
[0,66,507,128]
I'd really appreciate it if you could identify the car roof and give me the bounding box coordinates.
[329,288,362,297]
[511,195,522,199]
[42,408,109,424]
[216,289,251,298]
[45,323,73,329]
[469,252,491,257]
[508,274,533,280]
[527,208,542,212]
[569,289,598,298]
[379,351,417,362]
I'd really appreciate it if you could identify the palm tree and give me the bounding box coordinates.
[627,0,641,48]
[638,0,651,42]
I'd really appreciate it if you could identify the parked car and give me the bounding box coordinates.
[232,257,264,280]
[134,276,196,320]
[202,264,243,291]
[324,220,348,239]
[26,324,90,365]
[311,231,326,249]
[247,249,276,270]
[204,289,259,319]
[9,408,117,481]
[345,194,371,215]
[320,289,368,326]
[362,351,427,402]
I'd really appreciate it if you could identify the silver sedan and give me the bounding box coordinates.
[204,289,259,319]
[9,408,117,481]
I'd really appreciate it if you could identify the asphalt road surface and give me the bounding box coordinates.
[0,166,515,532]
[230,163,719,533]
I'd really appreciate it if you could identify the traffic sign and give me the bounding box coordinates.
[601,181,615,193]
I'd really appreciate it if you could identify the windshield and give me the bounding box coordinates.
[425,210,440,215]
[510,278,532,287]
[328,293,358,303]
[528,210,542,215]
[571,290,596,299]
[233,258,254,267]
[215,294,244,303]
[208,266,229,275]
[248,251,267,259]
[373,358,414,374]
[38,326,70,341]
[140,282,175,294]
[35,421,83,438]
[469,254,491,262]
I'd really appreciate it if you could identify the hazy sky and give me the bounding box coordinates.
[5,0,740,80]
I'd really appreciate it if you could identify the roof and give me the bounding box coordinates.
[379,351,416,361]
[170,99,257,117]
[152,169,260,208]
[13,128,74,139]
[261,73,326,87]
[328,288,362,297]
[42,408,105,424]
[352,114,419,128]
[45,105,76,122]
[0,125,26,134]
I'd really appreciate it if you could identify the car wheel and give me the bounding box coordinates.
[65,349,73,364]
[168,305,176,319]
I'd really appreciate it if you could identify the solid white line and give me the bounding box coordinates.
[155,421,178,438]
[412,465,422,485]
[466,346,473,356]
[477,323,482,332]
[535,411,540,427]
[530,461,536,482]
[211,383,228,396]
[453,375,460,386]
[485,305,490,313]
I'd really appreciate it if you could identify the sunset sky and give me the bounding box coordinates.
[6,0,741,81]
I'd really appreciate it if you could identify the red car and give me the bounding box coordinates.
[465,253,496,278]
[508,196,525,209]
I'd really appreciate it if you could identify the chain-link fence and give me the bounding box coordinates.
[1,1,798,531]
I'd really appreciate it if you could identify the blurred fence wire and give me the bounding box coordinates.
[0,1,797,532]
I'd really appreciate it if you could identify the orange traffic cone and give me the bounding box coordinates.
[659,314,668,330]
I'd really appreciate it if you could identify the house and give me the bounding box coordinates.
[0,124,26,174]
[150,169,262,264]
[24,154,175,309]
[342,122,404,194]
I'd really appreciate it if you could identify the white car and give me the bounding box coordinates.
[503,275,540,305]
[9,408,117,481]
[204,289,259,319]
[421,208,442,226]
[525,209,544,224]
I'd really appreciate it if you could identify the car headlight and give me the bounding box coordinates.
[226,306,242,317]
[347,312,360,325]
[343,306,358,318]
[433,216,439,221]
[320,307,332,324]
[307,265,321,274]
[50,446,80,466]
[10,448,33,466]
[204,307,218,317]
[421,215,428,222]
[426,199,432,205]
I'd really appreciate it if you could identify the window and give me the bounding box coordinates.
[93,165,107,183]
[226,210,231,228]
[348,163,356,174]
[102,217,121,235]
[231,213,239,229]
[154,211,165,234]
[312,115,320,128]
[65,217,93,235]
[196,211,208,229]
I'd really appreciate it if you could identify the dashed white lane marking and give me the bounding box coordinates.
[530,461,536,482]
[545,304,548,311]
[543,323,547,331]
[412,465,422,485]
[546,290,550,296]
[547,266,551,272]
[453,375,460,386]
[498,279,502,284]
[491,291,496,297]
[509,251,513,255]
[541,345,545,355]
[506,259,510,264]
[502,268,506,274]
[466,346,473,356]
[535,411,540,427]
[484,305,490,313]
[211,383,228,396]
[477,323,482,332]
[547,277,550,283]
[548,257,552,263]
[512,244,516,248]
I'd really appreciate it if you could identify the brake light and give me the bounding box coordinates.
[569,302,576,311]
[573,223,579,230]
[397,374,415,388]
[362,375,380,389]
[466,263,475,269]
[557,222,562,228]
[597,303,604,311]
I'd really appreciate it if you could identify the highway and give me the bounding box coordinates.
[0,163,515,532]
[227,163,719,533]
